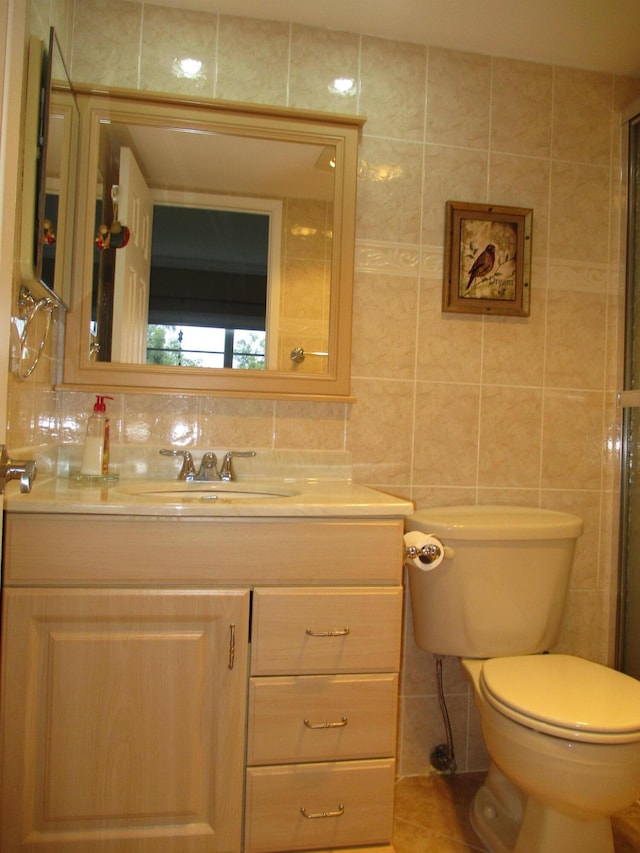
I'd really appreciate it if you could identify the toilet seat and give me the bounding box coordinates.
[479,654,640,744]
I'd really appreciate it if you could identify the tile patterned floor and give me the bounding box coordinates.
[393,773,640,852]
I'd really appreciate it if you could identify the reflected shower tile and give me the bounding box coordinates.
[140,5,216,97]
[71,0,141,87]
[217,15,289,105]
[359,36,426,141]
[289,25,359,114]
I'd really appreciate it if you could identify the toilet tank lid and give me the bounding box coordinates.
[405,505,583,540]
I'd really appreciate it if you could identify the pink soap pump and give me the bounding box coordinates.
[80,395,114,476]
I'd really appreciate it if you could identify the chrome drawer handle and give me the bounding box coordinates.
[300,803,344,820]
[305,627,350,637]
[303,716,348,729]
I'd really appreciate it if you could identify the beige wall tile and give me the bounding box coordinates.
[356,137,424,243]
[541,390,605,491]
[359,36,426,141]
[273,400,346,450]
[544,287,607,389]
[199,397,275,448]
[289,25,359,114]
[421,144,489,247]
[140,5,216,96]
[478,386,543,488]
[351,271,418,381]
[549,161,611,263]
[347,378,414,484]
[71,0,141,87]
[552,67,613,167]
[216,15,289,104]
[426,47,491,148]
[416,277,483,383]
[412,383,481,486]
[491,58,552,158]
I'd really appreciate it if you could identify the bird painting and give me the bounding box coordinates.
[466,243,495,291]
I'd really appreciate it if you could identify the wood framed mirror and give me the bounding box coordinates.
[62,86,364,399]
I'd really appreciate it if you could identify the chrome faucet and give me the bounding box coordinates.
[219,450,256,481]
[160,448,255,481]
[194,451,221,481]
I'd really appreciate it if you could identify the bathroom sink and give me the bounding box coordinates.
[114,481,298,502]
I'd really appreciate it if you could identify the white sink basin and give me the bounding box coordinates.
[115,481,298,502]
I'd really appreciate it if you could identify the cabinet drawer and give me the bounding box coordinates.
[250,587,403,675]
[244,759,395,853]
[247,673,398,765]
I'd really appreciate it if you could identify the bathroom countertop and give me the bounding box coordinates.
[3,476,414,519]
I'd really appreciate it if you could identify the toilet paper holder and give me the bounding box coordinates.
[405,542,442,564]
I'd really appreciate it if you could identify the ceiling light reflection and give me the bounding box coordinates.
[329,77,356,96]
[358,159,404,182]
[172,57,205,80]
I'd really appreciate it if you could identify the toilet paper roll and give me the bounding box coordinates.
[403,531,445,571]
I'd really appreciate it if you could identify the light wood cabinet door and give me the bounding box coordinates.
[0,587,249,853]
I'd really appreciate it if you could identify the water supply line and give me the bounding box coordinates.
[430,655,457,773]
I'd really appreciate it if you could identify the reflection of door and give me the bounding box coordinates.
[111,148,153,363]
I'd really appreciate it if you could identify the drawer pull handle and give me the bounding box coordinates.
[303,716,348,729]
[305,627,350,637]
[300,803,345,820]
[228,624,236,669]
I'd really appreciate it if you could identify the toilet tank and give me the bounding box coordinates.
[405,506,583,658]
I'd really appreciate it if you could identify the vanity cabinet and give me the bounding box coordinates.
[245,588,401,853]
[0,513,404,853]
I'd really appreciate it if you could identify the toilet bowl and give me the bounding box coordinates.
[463,655,640,853]
[404,505,640,853]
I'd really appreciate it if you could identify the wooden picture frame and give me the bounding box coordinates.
[443,201,532,316]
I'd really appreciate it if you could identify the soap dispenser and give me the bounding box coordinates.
[80,395,113,476]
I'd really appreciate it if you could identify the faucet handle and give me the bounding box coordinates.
[220,450,256,481]
[159,449,195,480]
[0,445,37,493]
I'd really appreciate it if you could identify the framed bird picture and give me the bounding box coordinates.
[443,201,532,316]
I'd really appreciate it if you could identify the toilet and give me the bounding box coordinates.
[405,505,640,853]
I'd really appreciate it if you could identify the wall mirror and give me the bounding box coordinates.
[20,28,77,305]
[62,86,364,399]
